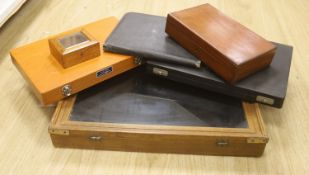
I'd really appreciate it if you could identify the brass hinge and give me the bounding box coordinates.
[247,137,268,143]
[49,128,70,135]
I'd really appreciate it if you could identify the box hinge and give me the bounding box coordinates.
[247,137,268,143]
[49,129,70,135]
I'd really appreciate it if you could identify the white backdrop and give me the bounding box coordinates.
[0,0,26,27]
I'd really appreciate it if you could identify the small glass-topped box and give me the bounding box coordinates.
[48,29,100,68]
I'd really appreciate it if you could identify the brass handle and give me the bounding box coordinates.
[89,136,102,141]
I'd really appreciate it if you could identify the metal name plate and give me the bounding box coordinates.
[96,66,113,78]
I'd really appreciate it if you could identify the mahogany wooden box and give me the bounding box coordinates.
[49,67,268,157]
[166,4,277,83]
[10,17,139,105]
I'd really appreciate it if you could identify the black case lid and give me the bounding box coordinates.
[103,12,201,68]
[146,43,293,108]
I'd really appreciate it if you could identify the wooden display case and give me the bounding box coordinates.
[49,67,268,157]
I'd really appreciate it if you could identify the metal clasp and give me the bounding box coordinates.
[89,136,102,141]
[153,67,168,77]
[62,84,72,97]
[134,57,142,65]
[256,96,274,105]
[216,139,229,147]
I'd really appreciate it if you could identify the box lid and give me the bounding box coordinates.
[167,4,276,66]
[166,4,277,83]
[103,12,201,68]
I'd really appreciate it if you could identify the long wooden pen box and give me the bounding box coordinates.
[10,17,138,105]
[49,66,268,157]
[166,4,276,84]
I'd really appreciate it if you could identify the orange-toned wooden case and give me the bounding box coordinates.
[10,17,139,105]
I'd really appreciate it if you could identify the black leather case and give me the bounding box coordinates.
[146,43,293,108]
[103,12,201,68]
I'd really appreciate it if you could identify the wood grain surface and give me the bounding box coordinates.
[10,17,138,105]
[166,4,276,83]
[49,96,268,157]
[0,0,308,174]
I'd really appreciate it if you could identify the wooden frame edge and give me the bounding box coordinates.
[50,95,267,138]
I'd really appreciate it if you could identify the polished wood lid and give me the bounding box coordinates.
[168,4,276,66]
[166,4,277,83]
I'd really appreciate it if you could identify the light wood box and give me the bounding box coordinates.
[10,17,139,105]
[48,29,100,68]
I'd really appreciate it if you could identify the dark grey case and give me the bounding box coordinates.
[146,43,293,108]
[103,12,201,68]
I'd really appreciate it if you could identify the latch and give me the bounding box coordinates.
[256,95,274,105]
[153,67,168,77]
[88,136,102,141]
[216,139,229,147]
[62,84,72,97]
